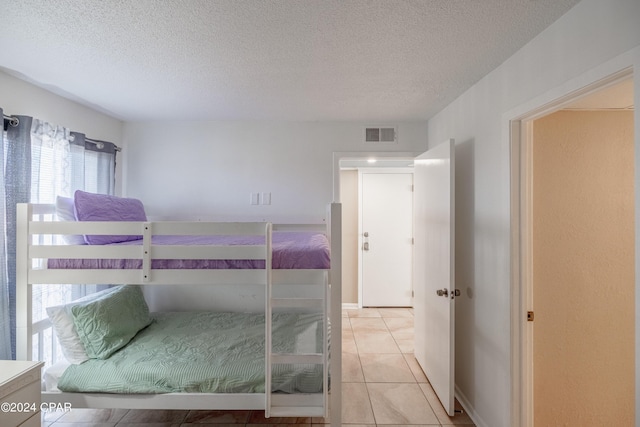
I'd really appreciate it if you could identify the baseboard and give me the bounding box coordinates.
[341,303,359,310]
[455,385,488,427]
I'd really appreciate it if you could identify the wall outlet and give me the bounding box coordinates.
[250,193,259,205]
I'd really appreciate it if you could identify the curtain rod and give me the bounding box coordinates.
[84,137,122,152]
[2,115,121,152]
[2,114,19,127]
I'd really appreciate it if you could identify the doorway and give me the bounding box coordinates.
[337,154,417,308]
[511,70,635,426]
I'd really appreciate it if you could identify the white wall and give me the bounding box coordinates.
[0,70,124,192]
[122,121,427,222]
[123,121,426,312]
[426,0,640,426]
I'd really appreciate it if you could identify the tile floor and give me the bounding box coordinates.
[42,307,475,426]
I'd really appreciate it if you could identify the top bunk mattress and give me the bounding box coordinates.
[47,231,331,270]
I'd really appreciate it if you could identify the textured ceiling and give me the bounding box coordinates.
[0,0,581,122]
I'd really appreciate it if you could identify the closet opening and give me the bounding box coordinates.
[510,68,635,426]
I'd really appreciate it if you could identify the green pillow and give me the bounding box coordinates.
[71,285,151,359]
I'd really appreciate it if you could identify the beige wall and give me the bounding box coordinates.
[340,169,359,304]
[532,110,635,425]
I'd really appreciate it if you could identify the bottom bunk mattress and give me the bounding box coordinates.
[56,311,327,394]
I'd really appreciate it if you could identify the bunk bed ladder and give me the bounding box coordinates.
[265,225,329,419]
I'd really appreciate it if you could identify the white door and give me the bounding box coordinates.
[413,139,455,416]
[360,170,413,307]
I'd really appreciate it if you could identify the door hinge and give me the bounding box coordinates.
[527,311,534,322]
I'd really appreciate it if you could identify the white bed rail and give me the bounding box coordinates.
[16,202,273,360]
[31,318,56,363]
[18,203,272,285]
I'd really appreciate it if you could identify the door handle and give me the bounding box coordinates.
[436,289,448,297]
[436,289,461,298]
[363,242,369,251]
[363,232,369,251]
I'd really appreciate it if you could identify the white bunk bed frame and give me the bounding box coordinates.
[15,202,342,426]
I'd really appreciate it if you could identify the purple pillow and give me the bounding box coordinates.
[74,190,147,245]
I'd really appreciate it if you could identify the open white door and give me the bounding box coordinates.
[413,139,455,416]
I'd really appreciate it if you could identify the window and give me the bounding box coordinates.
[2,117,116,364]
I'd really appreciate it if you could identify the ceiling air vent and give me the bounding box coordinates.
[365,126,397,143]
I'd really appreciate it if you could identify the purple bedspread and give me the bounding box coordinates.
[47,232,330,270]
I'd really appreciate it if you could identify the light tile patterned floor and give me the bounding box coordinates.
[43,308,475,426]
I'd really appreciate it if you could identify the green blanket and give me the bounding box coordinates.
[58,312,326,394]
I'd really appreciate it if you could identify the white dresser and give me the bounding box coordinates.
[0,361,44,427]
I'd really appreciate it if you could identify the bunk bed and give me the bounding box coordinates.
[15,193,342,425]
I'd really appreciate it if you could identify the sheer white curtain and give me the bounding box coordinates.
[30,121,117,334]
[29,120,80,326]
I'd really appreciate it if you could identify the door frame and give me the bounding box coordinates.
[357,167,414,308]
[334,151,421,310]
[509,66,634,426]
